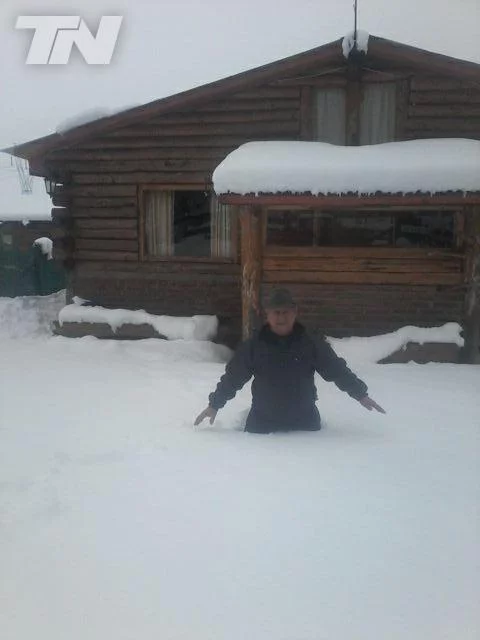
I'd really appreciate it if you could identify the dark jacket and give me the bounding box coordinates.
[208,322,367,432]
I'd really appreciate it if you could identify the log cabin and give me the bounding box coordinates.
[4,34,480,361]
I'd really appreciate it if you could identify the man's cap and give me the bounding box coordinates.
[264,288,297,310]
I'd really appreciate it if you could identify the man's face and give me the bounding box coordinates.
[265,307,297,336]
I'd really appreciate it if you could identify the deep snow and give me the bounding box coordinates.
[0,296,479,640]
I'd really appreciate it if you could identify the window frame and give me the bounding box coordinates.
[308,76,408,146]
[263,205,463,255]
[139,184,238,263]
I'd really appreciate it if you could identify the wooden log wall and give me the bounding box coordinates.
[263,246,465,286]
[405,77,480,140]
[48,85,301,266]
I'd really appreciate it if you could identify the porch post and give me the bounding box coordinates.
[464,206,480,363]
[239,205,263,340]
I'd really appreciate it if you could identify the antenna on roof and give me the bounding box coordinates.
[14,154,33,194]
[353,0,358,51]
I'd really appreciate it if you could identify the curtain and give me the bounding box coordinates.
[144,190,174,256]
[210,194,233,258]
[313,88,346,145]
[360,82,396,145]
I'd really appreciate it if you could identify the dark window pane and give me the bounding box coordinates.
[266,210,455,248]
[174,191,211,257]
[395,212,454,248]
[266,211,314,246]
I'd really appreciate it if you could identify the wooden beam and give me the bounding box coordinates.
[219,194,480,207]
[263,256,462,273]
[265,246,463,259]
[395,78,410,139]
[263,270,463,285]
[300,86,313,140]
[240,206,263,339]
[464,206,480,363]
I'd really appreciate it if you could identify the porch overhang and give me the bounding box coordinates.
[213,139,480,208]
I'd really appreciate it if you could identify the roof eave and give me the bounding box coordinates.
[217,192,480,207]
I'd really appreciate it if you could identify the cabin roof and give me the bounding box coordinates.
[4,35,480,169]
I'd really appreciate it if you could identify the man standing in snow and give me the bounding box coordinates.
[195,288,385,433]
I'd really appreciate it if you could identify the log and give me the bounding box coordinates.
[405,117,480,132]
[53,147,233,160]
[77,135,285,148]
[410,78,476,91]
[220,194,480,207]
[75,250,138,261]
[464,207,480,363]
[72,197,138,209]
[72,172,214,185]
[231,87,301,99]
[76,228,138,240]
[72,206,138,218]
[149,109,300,124]
[273,76,348,87]
[107,121,299,137]
[240,206,263,339]
[76,238,138,252]
[70,159,215,174]
[409,90,480,104]
[263,270,463,285]
[197,99,300,112]
[68,185,137,197]
[75,218,138,229]
[263,256,462,273]
[265,246,462,259]
[408,104,480,118]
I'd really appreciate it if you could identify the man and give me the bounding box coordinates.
[195,288,385,433]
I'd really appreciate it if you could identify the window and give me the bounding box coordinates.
[313,88,346,144]
[143,189,233,258]
[312,82,396,145]
[266,210,455,248]
[359,83,396,145]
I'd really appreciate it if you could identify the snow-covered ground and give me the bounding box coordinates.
[0,295,479,640]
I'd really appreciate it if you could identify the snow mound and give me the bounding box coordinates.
[328,322,464,364]
[33,237,53,260]
[213,139,480,196]
[342,29,370,58]
[0,291,66,339]
[58,299,218,341]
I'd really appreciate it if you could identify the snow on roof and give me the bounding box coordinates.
[0,153,51,222]
[213,139,480,197]
[55,103,140,135]
[342,30,370,58]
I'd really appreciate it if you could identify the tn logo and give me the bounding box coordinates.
[16,16,123,65]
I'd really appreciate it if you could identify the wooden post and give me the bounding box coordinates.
[240,205,263,340]
[345,56,364,146]
[464,206,480,363]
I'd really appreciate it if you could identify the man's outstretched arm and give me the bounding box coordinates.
[314,337,386,413]
[194,340,254,425]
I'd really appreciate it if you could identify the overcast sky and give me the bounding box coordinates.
[1,0,478,149]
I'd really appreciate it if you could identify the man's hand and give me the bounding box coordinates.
[358,395,386,414]
[194,406,218,426]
